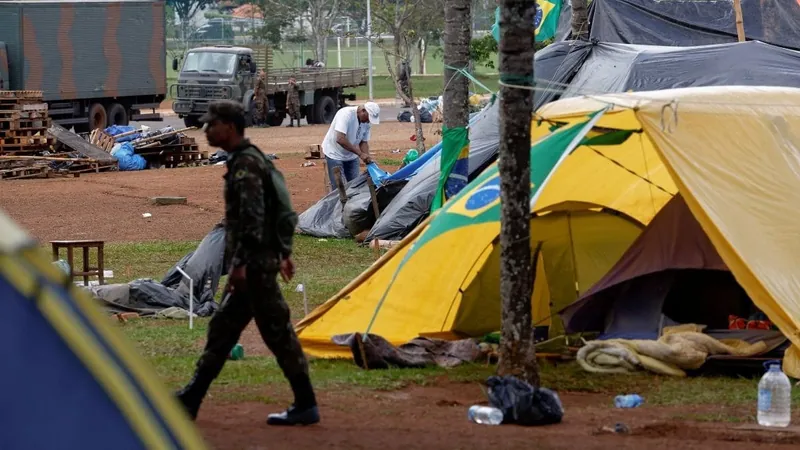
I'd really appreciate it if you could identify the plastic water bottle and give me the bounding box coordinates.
[757,361,791,427]
[468,405,503,425]
[614,394,643,408]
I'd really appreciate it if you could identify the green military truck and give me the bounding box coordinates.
[170,45,367,127]
[0,0,166,132]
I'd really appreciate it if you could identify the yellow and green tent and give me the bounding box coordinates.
[0,211,207,448]
[297,86,800,377]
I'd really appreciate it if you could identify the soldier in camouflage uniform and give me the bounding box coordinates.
[254,68,268,127]
[176,100,320,426]
[286,76,301,127]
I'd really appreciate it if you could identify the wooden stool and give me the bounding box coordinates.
[51,240,105,286]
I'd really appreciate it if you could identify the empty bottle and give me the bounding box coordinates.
[614,394,643,408]
[757,361,791,427]
[468,405,503,425]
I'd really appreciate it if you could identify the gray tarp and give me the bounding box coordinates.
[588,0,800,51]
[92,222,225,316]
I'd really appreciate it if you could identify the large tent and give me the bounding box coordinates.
[0,211,207,449]
[295,86,800,377]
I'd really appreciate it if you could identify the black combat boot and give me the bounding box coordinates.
[175,354,224,420]
[266,373,320,426]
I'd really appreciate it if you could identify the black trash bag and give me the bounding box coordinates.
[486,375,564,426]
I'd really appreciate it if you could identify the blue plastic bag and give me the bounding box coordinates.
[110,142,147,171]
[105,125,140,142]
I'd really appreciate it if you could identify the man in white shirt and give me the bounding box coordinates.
[322,101,380,190]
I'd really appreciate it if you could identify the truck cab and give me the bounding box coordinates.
[170,46,258,128]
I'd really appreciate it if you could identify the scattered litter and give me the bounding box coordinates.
[614,394,643,408]
[317,238,328,242]
[142,213,152,218]
[600,423,630,434]
[104,270,114,279]
[302,162,316,167]
[229,343,245,360]
[468,405,503,425]
[486,375,564,426]
[391,149,401,154]
[265,153,279,160]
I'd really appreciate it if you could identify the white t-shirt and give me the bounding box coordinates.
[322,106,371,161]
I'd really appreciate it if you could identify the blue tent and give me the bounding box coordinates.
[0,211,207,449]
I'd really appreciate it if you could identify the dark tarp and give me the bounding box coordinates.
[554,40,800,102]
[588,0,800,51]
[92,222,225,317]
[559,195,753,339]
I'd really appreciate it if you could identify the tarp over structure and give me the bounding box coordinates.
[295,86,800,378]
[296,40,592,240]
[588,0,800,51]
[0,210,207,448]
[92,223,225,317]
[559,194,749,339]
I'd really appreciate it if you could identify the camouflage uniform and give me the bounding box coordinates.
[176,108,317,421]
[254,71,268,125]
[286,80,301,126]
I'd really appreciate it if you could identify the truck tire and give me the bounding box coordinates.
[267,112,285,127]
[184,116,201,128]
[88,103,107,132]
[106,103,129,127]
[245,98,257,128]
[304,105,316,125]
[314,95,337,125]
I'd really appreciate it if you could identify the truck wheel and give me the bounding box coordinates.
[106,103,129,127]
[314,95,337,124]
[304,105,316,125]
[88,103,107,131]
[245,98,257,127]
[184,116,201,128]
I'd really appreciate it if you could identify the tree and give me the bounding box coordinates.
[166,0,214,41]
[262,0,347,64]
[571,0,589,40]
[369,0,443,153]
[443,0,471,133]
[496,0,539,387]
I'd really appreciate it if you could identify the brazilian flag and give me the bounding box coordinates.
[491,0,563,43]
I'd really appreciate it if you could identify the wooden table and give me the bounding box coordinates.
[51,240,105,286]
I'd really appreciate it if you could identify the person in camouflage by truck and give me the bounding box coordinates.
[175,100,320,426]
[286,76,301,127]
[254,68,268,127]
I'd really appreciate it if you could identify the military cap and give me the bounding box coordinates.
[199,100,246,125]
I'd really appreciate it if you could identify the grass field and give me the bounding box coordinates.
[96,237,799,412]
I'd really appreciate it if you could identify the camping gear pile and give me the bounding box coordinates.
[0,91,117,180]
[88,124,207,171]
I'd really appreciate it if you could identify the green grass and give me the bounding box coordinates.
[90,237,793,409]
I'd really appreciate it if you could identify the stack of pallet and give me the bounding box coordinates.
[89,126,208,169]
[0,91,117,180]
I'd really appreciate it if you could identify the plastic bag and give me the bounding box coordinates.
[110,142,147,171]
[486,375,564,426]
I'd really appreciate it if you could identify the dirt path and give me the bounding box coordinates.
[196,381,800,449]
[0,122,439,243]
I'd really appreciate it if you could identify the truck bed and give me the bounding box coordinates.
[0,0,166,102]
[265,68,367,94]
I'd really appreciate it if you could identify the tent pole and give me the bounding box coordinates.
[566,213,581,298]
[733,0,745,42]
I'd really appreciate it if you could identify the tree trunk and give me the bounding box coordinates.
[443,0,471,128]
[496,0,539,388]
[383,51,426,154]
[418,38,427,74]
[571,0,589,40]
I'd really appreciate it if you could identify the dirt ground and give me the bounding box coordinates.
[197,381,800,450]
[0,122,440,243]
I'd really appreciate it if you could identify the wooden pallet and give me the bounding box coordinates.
[0,165,49,180]
[0,135,53,146]
[88,129,118,152]
[0,90,44,100]
[2,128,49,138]
[0,118,51,131]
